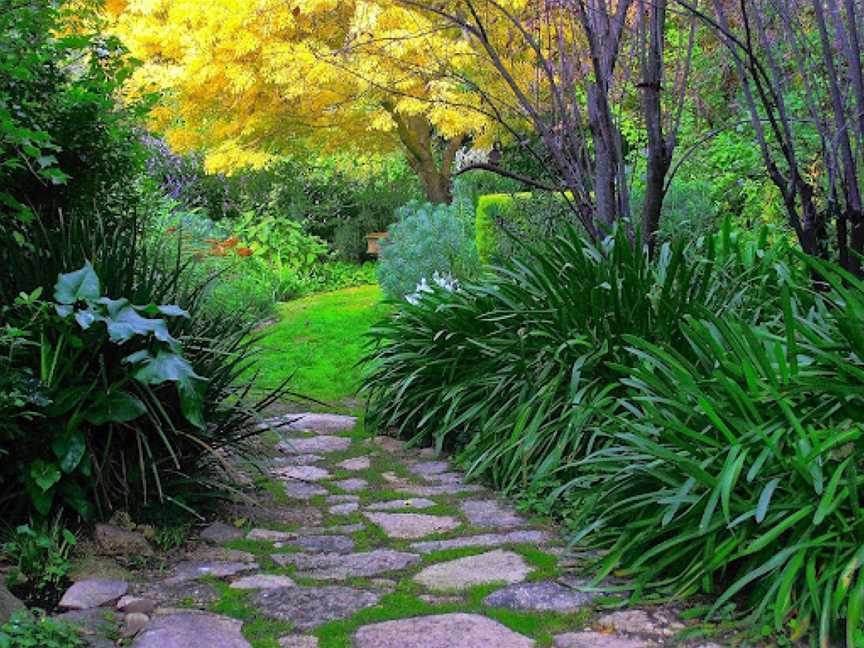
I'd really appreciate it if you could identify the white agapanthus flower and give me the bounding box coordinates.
[405,272,460,305]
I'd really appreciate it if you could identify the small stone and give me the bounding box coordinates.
[130,612,250,648]
[353,613,535,648]
[413,550,531,591]
[254,586,380,630]
[461,500,525,529]
[417,447,439,458]
[185,546,256,564]
[484,582,594,612]
[327,495,359,503]
[373,437,404,453]
[280,412,357,433]
[596,609,684,637]
[333,478,368,492]
[272,549,420,580]
[330,503,359,515]
[54,608,119,638]
[282,480,329,499]
[410,530,550,553]
[365,513,460,539]
[167,561,256,583]
[121,612,149,638]
[408,461,450,477]
[381,472,401,483]
[143,580,220,607]
[117,597,156,615]
[291,535,355,553]
[199,522,244,544]
[247,528,297,542]
[273,465,332,482]
[295,523,365,535]
[94,524,153,557]
[368,578,397,591]
[366,498,435,511]
[60,579,128,610]
[271,454,325,465]
[554,632,652,648]
[337,456,371,471]
[278,436,351,454]
[396,484,485,496]
[279,636,319,648]
[418,594,463,605]
[230,575,296,590]
[68,555,130,582]
[0,584,26,624]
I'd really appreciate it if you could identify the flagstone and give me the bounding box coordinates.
[254,586,380,630]
[461,500,525,529]
[364,512,460,539]
[413,550,531,591]
[229,574,296,590]
[130,612,249,648]
[410,530,550,553]
[353,613,535,648]
[483,581,594,612]
[336,456,371,471]
[278,436,351,454]
[272,465,331,482]
[365,498,435,511]
[332,478,368,492]
[271,549,420,580]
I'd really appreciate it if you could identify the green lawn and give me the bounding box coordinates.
[252,285,389,411]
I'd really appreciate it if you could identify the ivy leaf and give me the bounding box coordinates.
[85,390,147,425]
[54,262,100,304]
[30,459,61,492]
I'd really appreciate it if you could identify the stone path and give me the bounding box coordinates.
[51,412,722,647]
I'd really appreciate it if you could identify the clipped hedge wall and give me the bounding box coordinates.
[475,191,572,263]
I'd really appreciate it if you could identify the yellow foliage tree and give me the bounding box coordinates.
[110,0,498,203]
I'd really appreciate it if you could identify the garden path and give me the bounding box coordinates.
[57,413,719,648]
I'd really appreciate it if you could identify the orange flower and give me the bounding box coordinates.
[222,236,241,248]
[236,247,253,257]
[165,226,178,234]
[203,238,220,244]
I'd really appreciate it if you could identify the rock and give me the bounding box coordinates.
[199,522,244,544]
[295,524,365,535]
[247,528,297,542]
[408,461,450,477]
[327,495,359,503]
[254,586,380,630]
[337,456,371,471]
[417,447,439,458]
[368,578,397,591]
[0,584,26,624]
[271,454,325,466]
[395,484,485,496]
[596,609,684,638]
[461,500,525,529]
[282,480,329,499]
[273,465,331,482]
[381,472,402,483]
[68,555,130,582]
[373,436,404,453]
[332,478,368,492]
[184,546,256,564]
[419,594,463,605]
[279,636,319,648]
[364,512,460,539]
[94,524,153,557]
[60,579,128,610]
[291,535,355,553]
[279,412,357,434]
[229,497,323,526]
[329,503,359,515]
[167,561,257,583]
[229,575,296,590]
[366,498,435,511]
[117,596,156,615]
[143,580,221,608]
[413,550,532,591]
[121,612,150,638]
[271,549,420,580]
[278,436,351,454]
[410,530,550,553]
[353,613,535,648]
[554,633,653,648]
[131,612,250,648]
[483,582,594,612]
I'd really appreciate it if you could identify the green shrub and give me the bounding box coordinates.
[475,192,573,263]
[2,521,76,596]
[0,612,84,648]
[378,200,480,300]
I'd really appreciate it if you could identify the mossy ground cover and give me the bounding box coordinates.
[251,285,389,412]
